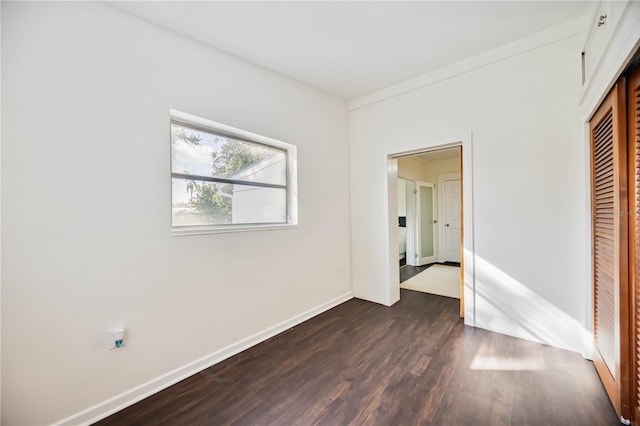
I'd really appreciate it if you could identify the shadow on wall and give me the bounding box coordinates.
[468,255,584,353]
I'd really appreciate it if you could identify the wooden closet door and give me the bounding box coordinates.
[628,64,640,422]
[591,79,629,420]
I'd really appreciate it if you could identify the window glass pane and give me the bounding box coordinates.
[171,122,286,185]
[172,178,286,227]
[230,184,287,224]
[420,186,434,257]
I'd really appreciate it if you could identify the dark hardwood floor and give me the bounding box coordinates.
[96,290,618,426]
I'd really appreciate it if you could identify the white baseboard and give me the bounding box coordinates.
[55,291,354,426]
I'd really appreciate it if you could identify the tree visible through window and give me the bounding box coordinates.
[170,113,296,232]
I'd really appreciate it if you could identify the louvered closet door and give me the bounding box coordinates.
[591,79,629,420]
[628,65,640,422]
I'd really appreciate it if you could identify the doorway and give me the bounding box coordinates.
[439,173,462,263]
[395,147,463,311]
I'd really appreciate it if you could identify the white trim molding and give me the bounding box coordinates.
[54,291,354,426]
[579,0,640,120]
[461,134,476,327]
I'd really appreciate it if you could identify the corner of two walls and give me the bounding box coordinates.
[349,31,588,353]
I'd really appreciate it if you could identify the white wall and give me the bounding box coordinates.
[398,155,460,184]
[398,156,429,182]
[350,32,587,352]
[422,157,461,184]
[1,2,351,425]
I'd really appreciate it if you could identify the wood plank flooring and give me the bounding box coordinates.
[96,290,618,425]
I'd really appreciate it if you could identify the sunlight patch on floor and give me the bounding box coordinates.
[469,341,545,371]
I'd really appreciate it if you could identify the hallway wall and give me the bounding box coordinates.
[350,31,586,352]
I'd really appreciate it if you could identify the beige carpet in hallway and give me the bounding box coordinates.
[400,264,460,299]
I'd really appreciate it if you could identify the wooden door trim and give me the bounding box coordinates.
[590,78,630,420]
[460,146,464,318]
[615,77,631,420]
[627,63,640,423]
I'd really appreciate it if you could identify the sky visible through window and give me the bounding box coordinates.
[171,124,222,205]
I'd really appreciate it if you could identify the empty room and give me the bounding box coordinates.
[2,1,640,425]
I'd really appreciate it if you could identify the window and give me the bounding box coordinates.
[170,110,297,235]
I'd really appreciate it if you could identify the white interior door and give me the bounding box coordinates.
[443,179,461,262]
[405,180,417,266]
[415,182,436,266]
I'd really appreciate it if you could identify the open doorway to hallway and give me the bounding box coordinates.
[395,147,463,305]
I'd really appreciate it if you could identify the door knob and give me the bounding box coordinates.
[446,224,450,227]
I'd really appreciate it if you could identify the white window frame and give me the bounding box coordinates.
[170,109,298,236]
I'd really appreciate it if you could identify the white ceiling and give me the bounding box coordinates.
[106,1,594,100]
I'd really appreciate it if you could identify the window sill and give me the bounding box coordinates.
[171,223,298,236]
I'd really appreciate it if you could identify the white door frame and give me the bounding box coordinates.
[437,172,461,263]
[415,181,437,265]
[387,133,475,327]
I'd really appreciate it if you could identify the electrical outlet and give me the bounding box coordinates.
[110,327,126,350]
